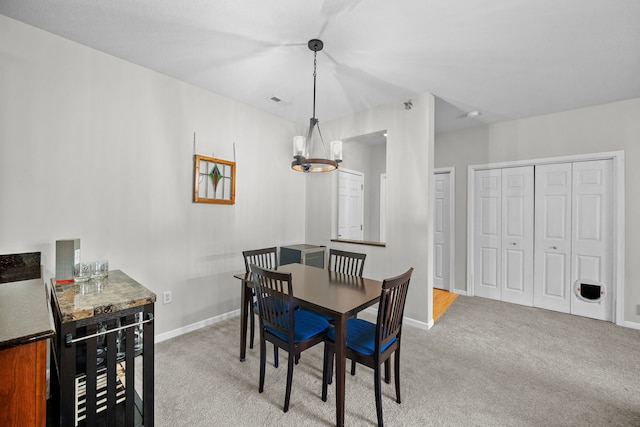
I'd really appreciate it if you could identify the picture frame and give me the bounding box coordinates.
[193,154,236,204]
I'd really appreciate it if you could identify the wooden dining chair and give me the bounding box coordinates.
[251,264,330,413]
[242,247,282,365]
[321,267,414,427]
[328,248,366,374]
[328,248,366,277]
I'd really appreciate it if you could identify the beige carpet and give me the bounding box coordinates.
[154,296,640,426]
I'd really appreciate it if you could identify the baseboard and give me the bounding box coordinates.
[618,319,640,330]
[363,307,432,330]
[155,306,434,343]
[155,309,240,343]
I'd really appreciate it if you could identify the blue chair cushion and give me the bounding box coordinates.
[327,318,396,356]
[298,308,334,322]
[266,309,330,343]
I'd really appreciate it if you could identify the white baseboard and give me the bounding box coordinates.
[618,319,640,330]
[363,307,432,330]
[155,306,433,343]
[155,309,240,343]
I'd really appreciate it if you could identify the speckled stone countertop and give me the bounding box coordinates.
[0,278,55,351]
[51,270,156,323]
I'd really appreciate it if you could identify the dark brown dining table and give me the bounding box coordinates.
[234,262,383,427]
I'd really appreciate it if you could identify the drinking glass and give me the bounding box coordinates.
[134,312,144,352]
[115,319,126,360]
[91,260,109,278]
[73,263,91,282]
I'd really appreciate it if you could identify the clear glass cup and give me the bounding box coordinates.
[134,312,144,352]
[91,260,109,278]
[116,318,126,360]
[73,263,92,282]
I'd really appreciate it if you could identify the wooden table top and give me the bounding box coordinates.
[236,263,383,317]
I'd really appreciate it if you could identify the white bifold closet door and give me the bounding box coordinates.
[473,166,534,305]
[533,163,573,313]
[534,160,613,320]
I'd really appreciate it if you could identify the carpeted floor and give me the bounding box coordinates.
[154,296,640,426]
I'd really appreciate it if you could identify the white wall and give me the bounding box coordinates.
[304,93,435,326]
[0,15,307,335]
[435,98,640,325]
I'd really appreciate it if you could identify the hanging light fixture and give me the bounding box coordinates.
[292,39,342,173]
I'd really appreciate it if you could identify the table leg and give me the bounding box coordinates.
[240,280,249,362]
[334,315,346,427]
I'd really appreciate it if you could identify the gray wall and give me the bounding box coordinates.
[0,15,307,335]
[435,98,640,326]
[305,94,435,325]
[0,15,437,336]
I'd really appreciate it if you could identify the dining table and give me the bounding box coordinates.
[234,262,383,427]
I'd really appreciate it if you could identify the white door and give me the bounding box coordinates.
[434,171,451,290]
[473,169,502,300]
[380,173,387,243]
[338,170,364,240]
[534,163,573,313]
[570,159,613,321]
[501,166,534,306]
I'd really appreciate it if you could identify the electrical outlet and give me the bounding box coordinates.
[163,291,172,304]
[636,304,640,316]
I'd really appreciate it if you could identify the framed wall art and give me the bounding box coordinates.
[193,155,236,204]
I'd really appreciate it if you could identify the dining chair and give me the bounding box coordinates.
[250,264,330,413]
[321,267,414,427]
[242,247,281,365]
[328,248,366,277]
[328,248,367,375]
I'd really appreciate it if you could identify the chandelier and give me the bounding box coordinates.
[292,39,342,173]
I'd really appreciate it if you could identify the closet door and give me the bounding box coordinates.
[570,159,613,321]
[533,163,572,313]
[473,169,502,300]
[501,166,534,306]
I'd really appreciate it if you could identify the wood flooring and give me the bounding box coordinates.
[433,288,459,322]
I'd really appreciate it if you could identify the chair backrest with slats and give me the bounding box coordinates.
[243,247,278,273]
[250,264,295,342]
[376,268,414,353]
[328,249,366,277]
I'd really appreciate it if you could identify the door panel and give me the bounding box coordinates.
[534,163,572,313]
[433,172,451,290]
[570,159,613,321]
[338,170,364,240]
[501,166,534,306]
[474,169,501,300]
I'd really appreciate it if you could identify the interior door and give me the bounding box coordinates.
[434,171,451,290]
[534,163,572,313]
[473,169,501,300]
[501,166,534,306]
[570,159,613,321]
[338,170,364,240]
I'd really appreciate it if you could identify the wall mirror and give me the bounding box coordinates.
[334,130,387,245]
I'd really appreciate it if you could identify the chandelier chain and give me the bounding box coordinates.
[312,50,318,120]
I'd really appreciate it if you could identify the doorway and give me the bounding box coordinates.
[434,168,455,291]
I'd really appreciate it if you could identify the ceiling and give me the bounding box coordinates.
[1,0,639,134]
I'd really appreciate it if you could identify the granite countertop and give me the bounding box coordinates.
[0,278,55,350]
[51,270,157,323]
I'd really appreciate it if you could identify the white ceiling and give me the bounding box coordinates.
[2,0,639,134]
